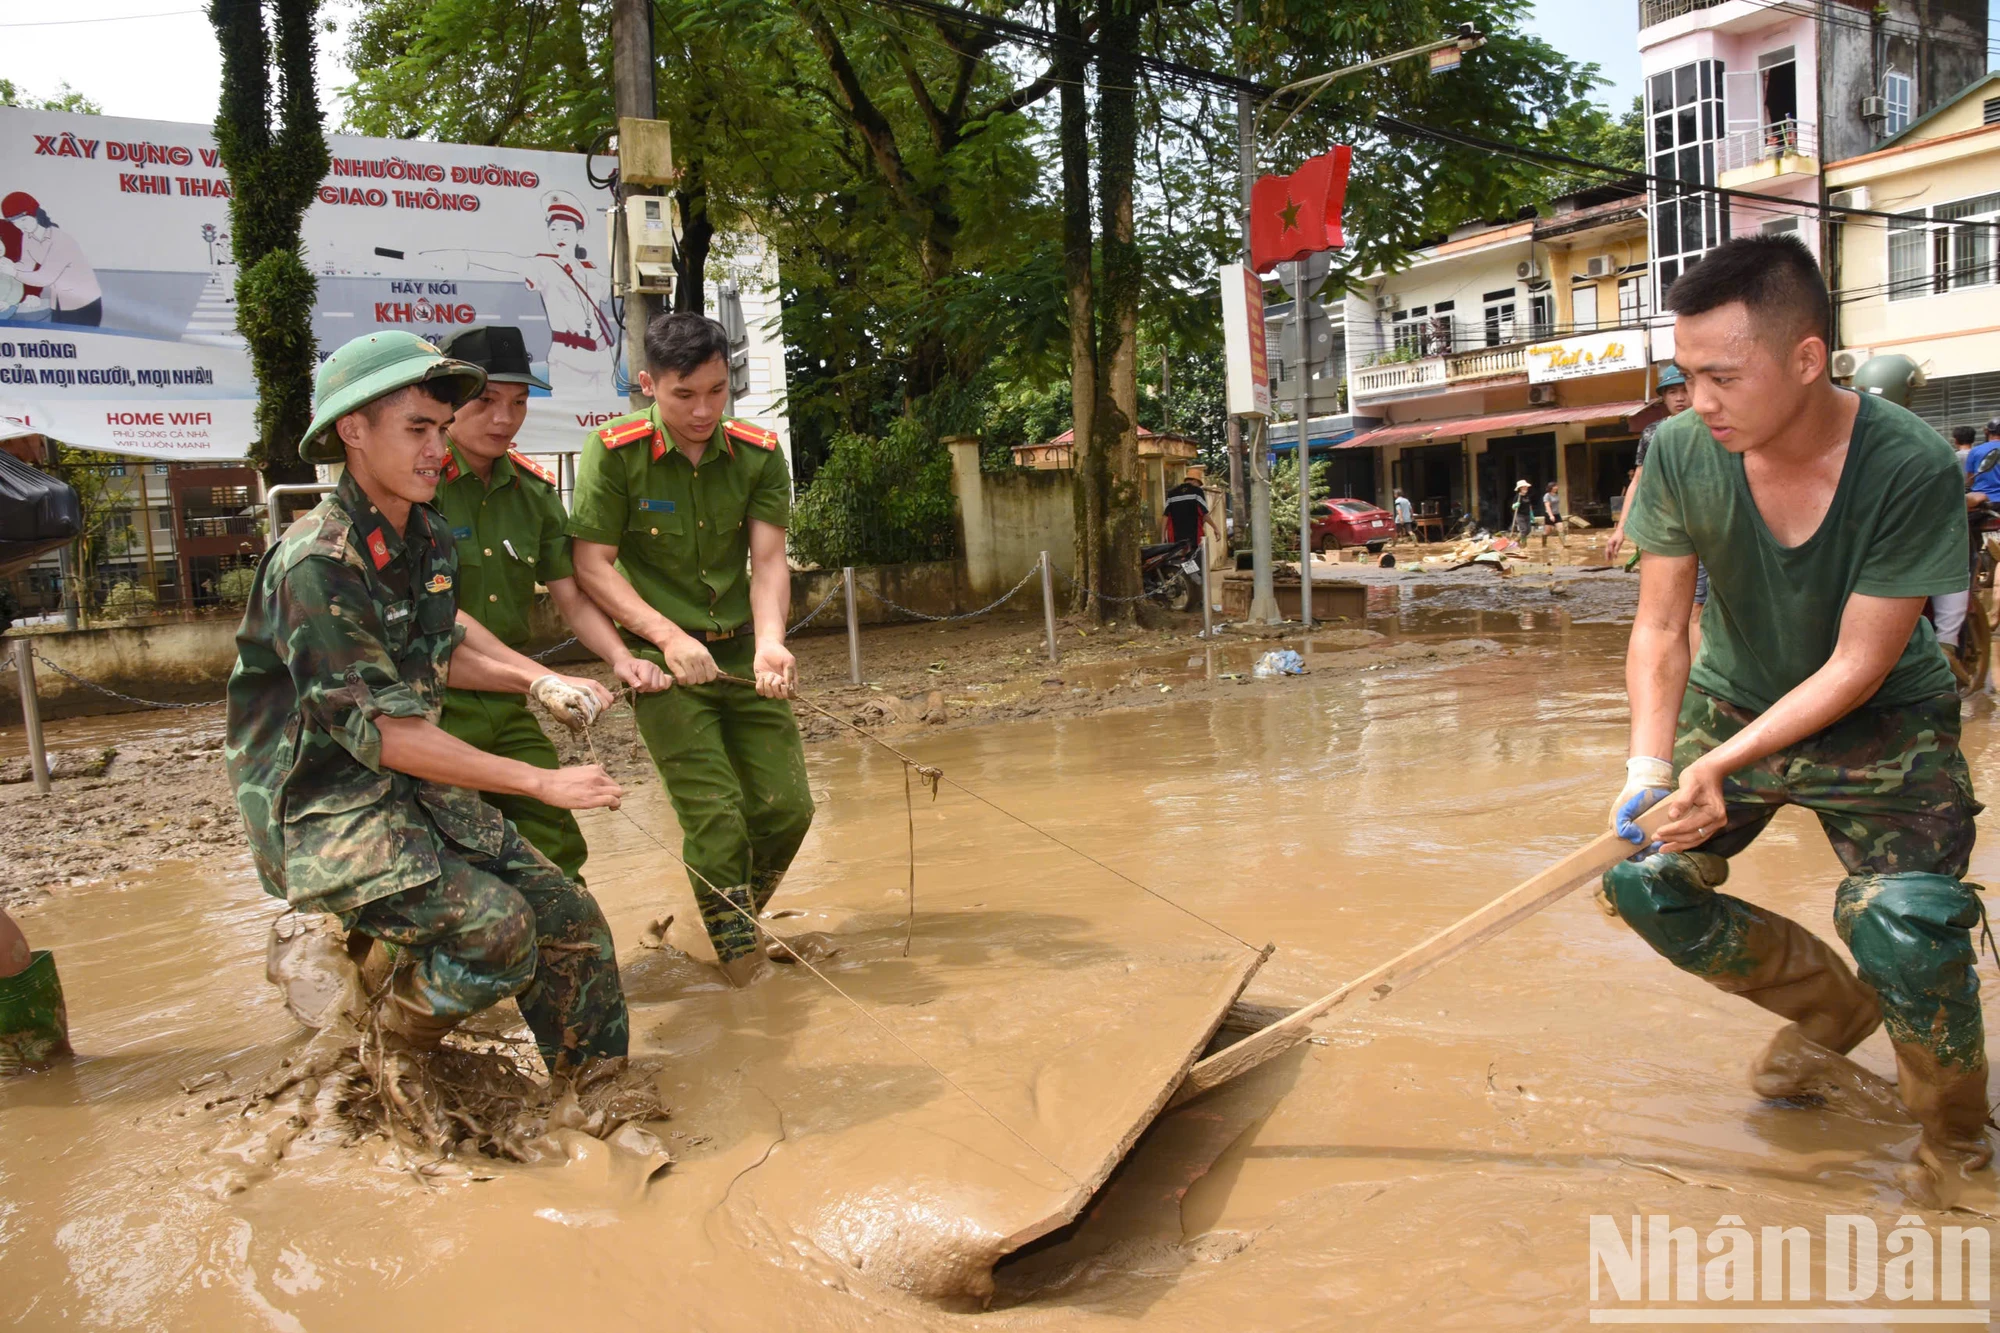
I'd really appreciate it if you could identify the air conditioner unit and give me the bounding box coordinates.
[1583,255,1615,280]
[1830,347,1872,379]
[1829,187,1870,212]
[1528,383,1556,406]
[1859,95,1887,122]
[1516,259,1542,282]
[1374,294,1400,314]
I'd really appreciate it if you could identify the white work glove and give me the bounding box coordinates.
[529,674,602,732]
[1610,756,1674,850]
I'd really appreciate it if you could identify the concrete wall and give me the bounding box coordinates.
[1,561,998,721]
[947,439,1076,600]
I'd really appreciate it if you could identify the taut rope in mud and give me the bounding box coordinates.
[704,673,1260,954]
[579,703,1081,1187]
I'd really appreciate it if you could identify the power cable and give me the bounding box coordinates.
[857,0,2000,235]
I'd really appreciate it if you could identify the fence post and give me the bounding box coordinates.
[1040,551,1060,665]
[14,640,50,796]
[842,567,862,685]
[1200,541,1214,640]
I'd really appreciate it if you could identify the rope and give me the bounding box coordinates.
[708,673,1259,954]
[574,701,1080,1188]
[857,564,1042,623]
[531,585,839,664]
[29,649,224,710]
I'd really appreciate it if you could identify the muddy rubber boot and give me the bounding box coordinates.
[368,989,463,1147]
[0,951,71,1075]
[1891,1043,1994,1209]
[1731,913,1885,1100]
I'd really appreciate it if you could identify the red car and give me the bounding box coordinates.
[1309,498,1396,553]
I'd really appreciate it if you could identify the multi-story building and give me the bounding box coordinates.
[1636,0,1987,306]
[1828,70,2000,436]
[1338,184,1662,529]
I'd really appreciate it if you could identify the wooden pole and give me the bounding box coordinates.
[1040,550,1060,664]
[14,639,50,796]
[611,0,659,408]
[1168,804,1674,1107]
[843,566,862,685]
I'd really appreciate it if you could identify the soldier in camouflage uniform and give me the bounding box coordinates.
[430,325,669,884]
[1606,237,1989,1206]
[567,313,811,987]
[224,332,629,1124]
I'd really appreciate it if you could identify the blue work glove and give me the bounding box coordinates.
[1610,756,1674,852]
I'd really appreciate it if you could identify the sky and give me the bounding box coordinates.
[1520,0,1644,113]
[5,0,1648,131]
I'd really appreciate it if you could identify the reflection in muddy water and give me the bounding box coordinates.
[5,621,1998,1328]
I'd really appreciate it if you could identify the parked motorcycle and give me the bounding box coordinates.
[1140,540,1200,612]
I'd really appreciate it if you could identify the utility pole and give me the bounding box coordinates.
[1238,0,1278,623]
[612,0,659,409]
[1238,22,1483,627]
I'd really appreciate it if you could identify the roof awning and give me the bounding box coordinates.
[1335,400,1653,450]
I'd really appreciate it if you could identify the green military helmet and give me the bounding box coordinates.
[300,331,488,464]
[1850,353,1925,408]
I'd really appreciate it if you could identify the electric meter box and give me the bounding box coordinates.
[620,195,679,296]
[616,117,676,187]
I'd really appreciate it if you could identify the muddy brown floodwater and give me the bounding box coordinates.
[6,611,1999,1328]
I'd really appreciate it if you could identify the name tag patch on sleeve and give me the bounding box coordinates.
[637,498,676,513]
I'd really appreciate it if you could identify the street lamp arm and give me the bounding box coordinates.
[1257,29,1484,148]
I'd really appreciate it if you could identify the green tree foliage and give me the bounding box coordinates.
[212,0,332,483]
[43,445,140,617]
[217,566,259,606]
[1267,453,1329,557]
[787,416,957,568]
[102,580,158,618]
[0,80,103,114]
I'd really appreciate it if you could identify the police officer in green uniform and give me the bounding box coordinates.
[224,331,629,1133]
[568,313,811,987]
[431,325,669,883]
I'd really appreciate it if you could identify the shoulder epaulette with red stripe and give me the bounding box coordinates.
[508,449,557,486]
[723,418,778,451]
[600,417,665,460]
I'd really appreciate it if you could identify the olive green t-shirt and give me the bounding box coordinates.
[565,408,791,636]
[1623,391,1964,712]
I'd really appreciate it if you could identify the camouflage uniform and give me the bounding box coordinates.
[224,471,626,1070]
[566,407,812,965]
[433,440,589,883]
[1605,688,1986,1075]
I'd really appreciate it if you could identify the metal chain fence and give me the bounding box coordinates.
[857,564,1043,624]
[28,648,226,710]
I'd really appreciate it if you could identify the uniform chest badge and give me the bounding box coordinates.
[638,498,676,513]
[366,529,392,570]
[425,573,454,594]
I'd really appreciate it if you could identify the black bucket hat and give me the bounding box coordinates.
[437,325,552,391]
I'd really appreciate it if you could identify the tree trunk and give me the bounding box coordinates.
[673,169,714,315]
[211,0,328,487]
[1090,0,1145,616]
[1057,0,1099,614]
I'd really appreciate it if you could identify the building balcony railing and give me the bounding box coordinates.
[1638,0,1727,28]
[182,514,262,539]
[1717,119,1817,175]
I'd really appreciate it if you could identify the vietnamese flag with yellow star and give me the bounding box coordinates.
[1249,146,1353,272]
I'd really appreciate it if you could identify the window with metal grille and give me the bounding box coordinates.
[1907,372,2000,439]
[1986,97,2000,127]
[1618,276,1644,324]
[1887,194,2000,300]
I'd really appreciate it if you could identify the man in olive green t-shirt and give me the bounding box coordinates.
[1605,236,1987,1208]
[568,312,810,987]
